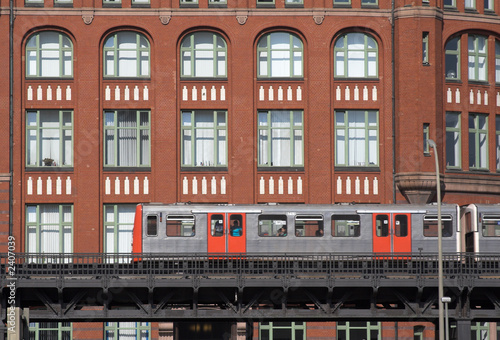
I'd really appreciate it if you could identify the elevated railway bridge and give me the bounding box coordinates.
[1,253,500,339]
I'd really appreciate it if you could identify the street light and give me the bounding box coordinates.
[442,296,451,340]
[427,139,444,340]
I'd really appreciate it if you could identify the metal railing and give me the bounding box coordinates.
[1,253,499,283]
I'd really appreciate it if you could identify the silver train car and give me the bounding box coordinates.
[132,203,462,255]
[461,204,500,254]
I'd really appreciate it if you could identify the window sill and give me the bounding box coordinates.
[24,2,44,7]
[333,4,352,8]
[285,3,304,8]
[103,167,151,172]
[131,4,151,8]
[180,77,228,81]
[257,77,304,81]
[25,167,74,172]
[445,79,461,84]
[334,77,380,82]
[179,3,199,8]
[468,80,489,86]
[257,167,304,172]
[361,4,379,8]
[208,4,228,8]
[102,3,122,8]
[181,167,228,172]
[25,77,74,81]
[103,77,151,81]
[54,3,74,7]
[335,166,380,172]
[256,4,276,8]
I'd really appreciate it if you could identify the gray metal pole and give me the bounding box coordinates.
[428,139,444,340]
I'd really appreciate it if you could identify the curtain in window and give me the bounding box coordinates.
[468,35,487,81]
[117,32,138,77]
[195,111,215,166]
[27,205,71,254]
[105,205,135,255]
[117,111,137,166]
[496,42,500,83]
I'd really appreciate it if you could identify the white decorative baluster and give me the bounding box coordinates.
[47,86,52,100]
[143,86,149,100]
[202,176,207,195]
[183,176,189,195]
[221,176,226,195]
[105,86,111,100]
[346,176,351,195]
[143,176,149,194]
[27,177,33,195]
[124,86,130,101]
[211,86,216,100]
[201,86,207,101]
[373,177,379,195]
[134,86,139,100]
[66,176,72,195]
[336,86,341,101]
[115,86,120,101]
[259,86,265,101]
[220,86,226,100]
[192,176,198,195]
[288,177,293,195]
[297,176,303,195]
[470,89,474,104]
[336,176,342,195]
[297,86,302,101]
[182,86,188,101]
[192,86,197,101]
[134,177,140,195]
[345,86,350,101]
[66,85,71,100]
[124,177,130,195]
[372,86,377,101]
[355,176,360,195]
[56,176,62,195]
[269,176,274,195]
[37,86,43,100]
[105,177,111,195]
[268,86,274,101]
[477,90,481,105]
[278,86,283,101]
[211,176,217,195]
[260,176,265,194]
[364,177,369,195]
[447,88,452,103]
[56,86,62,101]
[287,86,293,101]
[354,86,359,101]
[27,86,33,100]
[37,177,43,195]
[115,177,120,195]
[455,88,460,104]
[363,86,368,101]
[278,176,284,195]
[484,91,488,106]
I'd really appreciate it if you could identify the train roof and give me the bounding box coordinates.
[138,203,459,214]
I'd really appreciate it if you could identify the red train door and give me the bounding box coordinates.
[207,213,246,254]
[373,213,412,254]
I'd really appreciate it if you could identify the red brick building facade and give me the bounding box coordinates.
[2,0,500,338]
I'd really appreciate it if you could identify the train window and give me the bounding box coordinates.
[295,215,324,237]
[394,215,408,237]
[166,215,195,237]
[146,215,157,236]
[211,214,225,237]
[481,215,500,237]
[229,214,243,237]
[423,215,453,237]
[376,215,389,237]
[258,215,287,237]
[332,215,360,237]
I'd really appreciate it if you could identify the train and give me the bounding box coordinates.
[131,203,500,255]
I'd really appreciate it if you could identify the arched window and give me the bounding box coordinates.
[257,32,303,78]
[181,32,227,78]
[334,32,378,78]
[26,31,73,78]
[445,37,460,80]
[468,34,487,82]
[103,31,150,78]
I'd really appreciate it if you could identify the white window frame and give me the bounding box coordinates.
[258,110,304,168]
[26,31,73,78]
[334,32,378,78]
[181,110,228,168]
[104,110,151,167]
[335,110,379,167]
[26,110,73,168]
[257,32,303,78]
[103,31,150,78]
[181,32,227,78]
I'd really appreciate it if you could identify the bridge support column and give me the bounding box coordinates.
[456,319,472,340]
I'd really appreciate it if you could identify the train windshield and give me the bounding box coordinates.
[481,215,500,237]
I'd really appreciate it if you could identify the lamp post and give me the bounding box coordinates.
[428,139,444,340]
[442,296,451,340]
